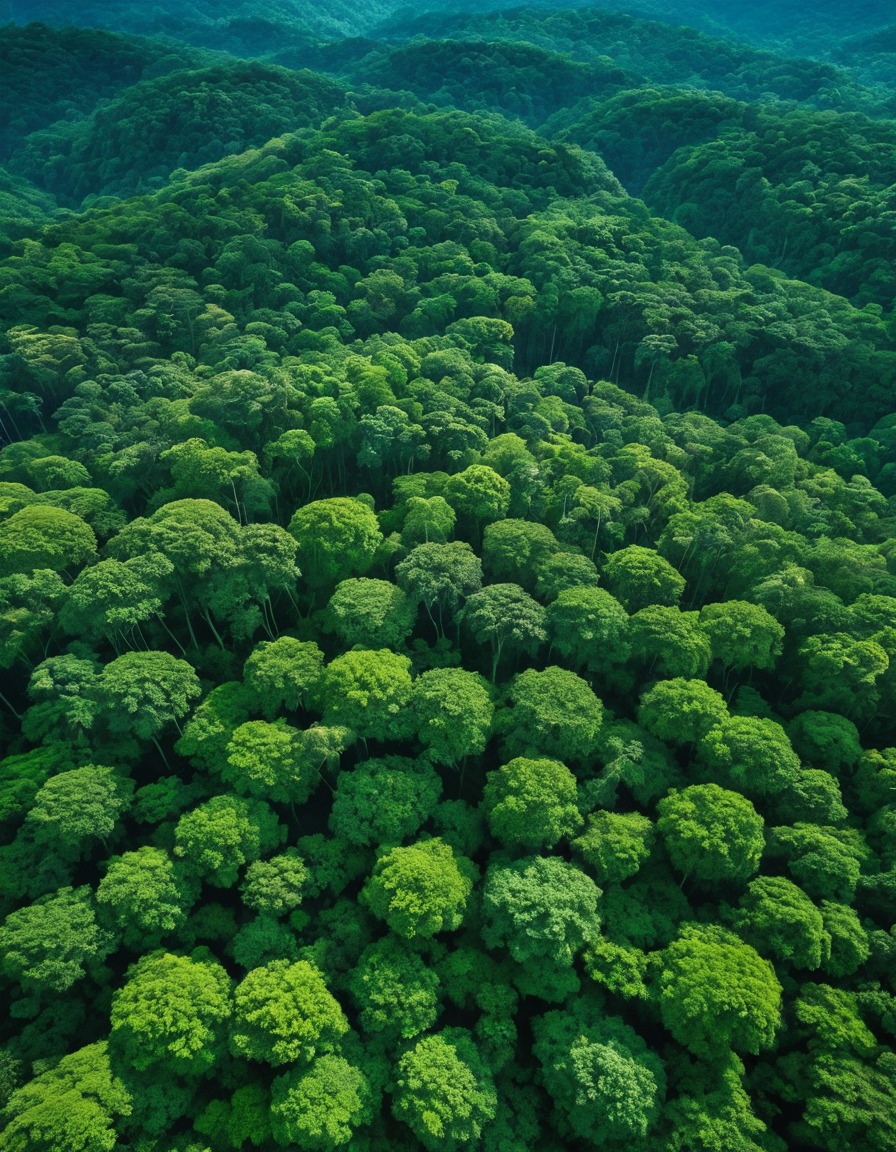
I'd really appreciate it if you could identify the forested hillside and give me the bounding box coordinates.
[1,5,895,1152]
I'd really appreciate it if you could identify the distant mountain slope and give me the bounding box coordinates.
[0,23,201,157]
[10,60,349,203]
[349,39,632,124]
[1,0,396,40]
[375,7,876,111]
[395,0,893,59]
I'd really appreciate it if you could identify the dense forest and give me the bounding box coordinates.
[1,2,895,1151]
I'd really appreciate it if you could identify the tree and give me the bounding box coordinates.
[359,404,428,473]
[111,951,232,1075]
[174,680,254,770]
[362,838,474,939]
[700,715,801,798]
[0,569,66,670]
[95,651,201,742]
[26,765,132,858]
[159,437,274,517]
[224,720,321,805]
[778,984,896,1152]
[230,959,348,1067]
[229,914,299,971]
[533,1005,665,1146]
[0,1042,131,1152]
[174,796,284,888]
[329,756,441,847]
[243,637,324,718]
[657,784,765,886]
[545,585,629,671]
[59,556,169,650]
[96,847,195,950]
[736,876,828,970]
[482,519,559,588]
[796,632,888,721]
[657,1053,778,1152]
[105,498,244,644]
[820,901,870,977]
[392,1029,497,1152]
[0,744,76,832]
[602,545,685,612]
[463,583,547,682]
[288,497,382,589]
[400,495,456,547]
[639,678,727,745]
[629,606,712,680]
[787,711,863,776]
[270,1055,373,1151]
[572,811,655,884]
[395,541,482,638]
[444,464,510,537]
[0,886,111,996]
[699,600,784,673]
[0,505,96,577]
[349,935,442,1041]
[483,757,581,850]
[658,924,783,1059]
[498,666,602,761]
[319,648,413,742]
[241,850,307,917]
[409,668,493,766]
[769,823,868,902]
[23,654,100,744]
[323,578,415,650]
[482,856,601,967]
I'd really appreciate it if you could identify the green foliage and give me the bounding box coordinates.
[546,584,629,672]
[463,583,547,681]
[26,765,132,858]
[409,667,493,765]
[735,875,828,970]
[223,719,322,804]
[1,1041,131,1152]
[498,666,602,761]
[572,810,655,884]
[270,1055,373,1151]
[20,62,348,204]
[534,1004,665,1144]
[174,795,284,888]
[0,886,111,995]
[392,1029,497,1151]
[2,11,896,1147]
[319,648,413,741]
[603,544,686,612]
[363,839,474,939]
[289,498,382,589]
[0,506,96,577]
[329,756,441,847]
[243,638,324,717]
[349,935,442,1040]
[657,784,765,885]
[700,716,801,798]
[96,651,201,740]
[699,600,785,672]
[639,678,727,745]
[240,850,307,917]
[111,951,231,1075]
[658,924,783,1059]
[482,855,600,967]
[323,578,415,650]
[230,959,347,1066]
[96,847,195,949]
[483,757,581,850]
